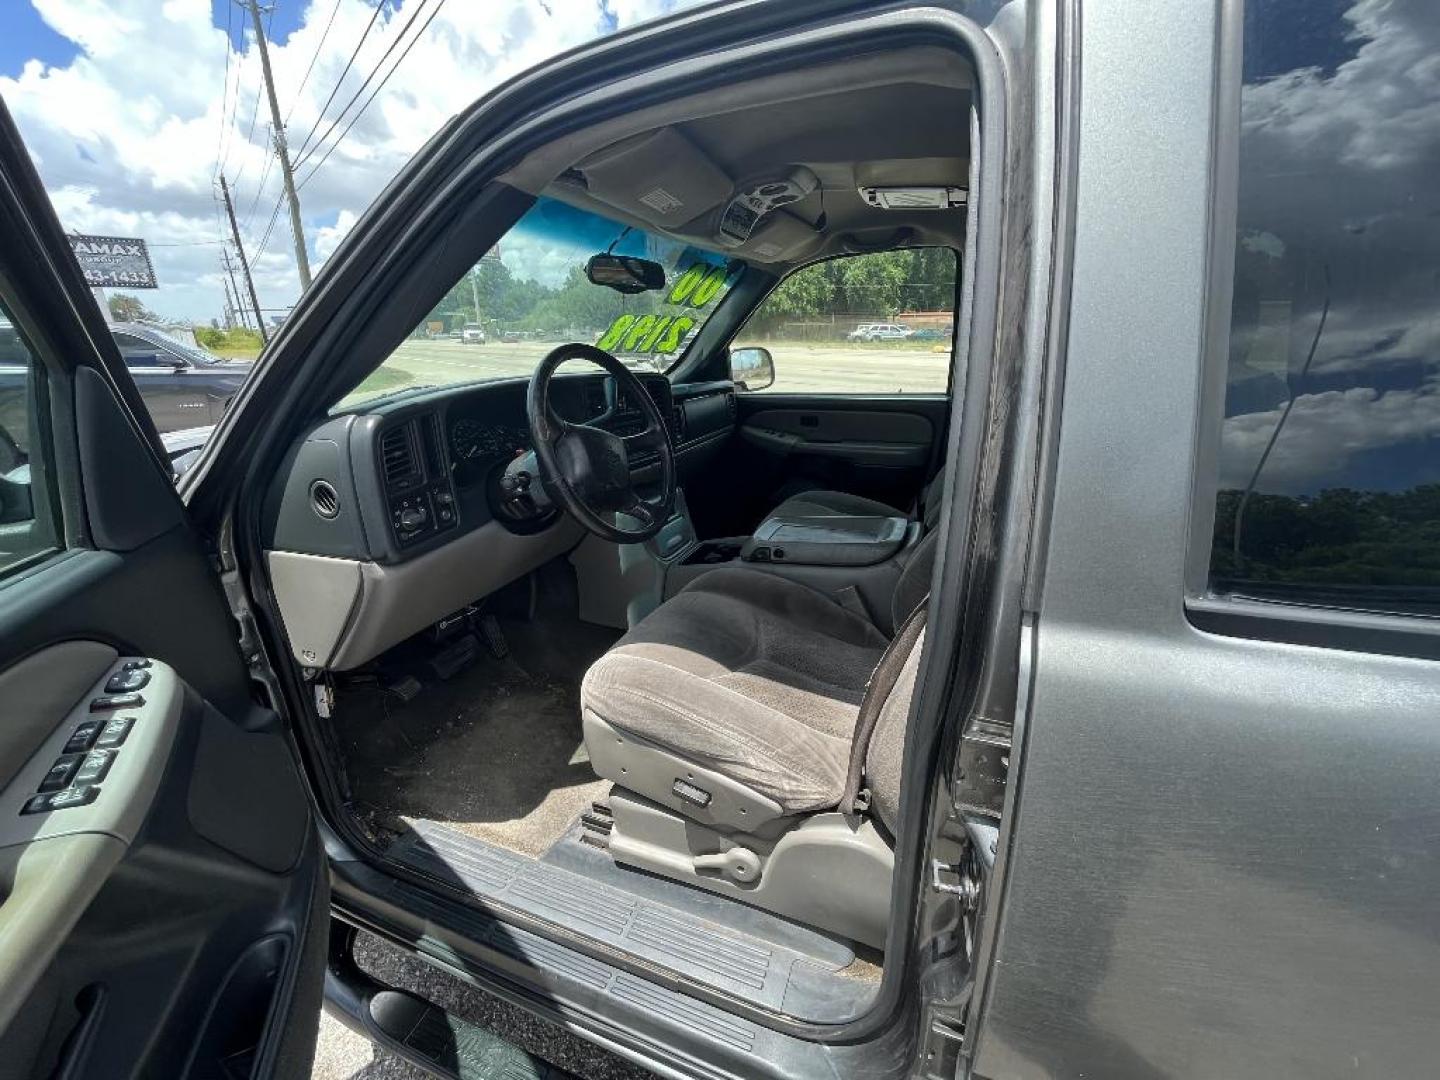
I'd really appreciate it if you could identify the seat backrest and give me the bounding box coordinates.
[891,528,938,630]
[920,465,948,529]
[864,626,926,834]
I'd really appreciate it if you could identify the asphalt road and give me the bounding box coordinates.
[344,339,951,405]
[311,932,652,1080]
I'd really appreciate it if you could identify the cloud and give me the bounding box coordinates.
[1224,0,1440,496]
[1,0,698,321]
[1220,380,1440,492]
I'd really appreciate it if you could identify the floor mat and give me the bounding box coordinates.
[337,616,619,857]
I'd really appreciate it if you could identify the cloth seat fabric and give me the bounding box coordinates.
[581,568,888,813]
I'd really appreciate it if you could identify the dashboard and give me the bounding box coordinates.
[259,369,736,670]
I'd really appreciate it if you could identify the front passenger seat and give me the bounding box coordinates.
[581,530,935,834]
[578,533,934,946]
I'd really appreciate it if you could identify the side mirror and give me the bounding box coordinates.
[586,253,666,294]
[729,346,775,392]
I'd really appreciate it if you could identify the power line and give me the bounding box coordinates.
[241,125,277,231]
[284,0,343,126]
[251,192,288,260]
[298,0,447,188]
[292,0,426,171]
[218,51,251,176]
[292,0,386,164]
[212,1,237,178]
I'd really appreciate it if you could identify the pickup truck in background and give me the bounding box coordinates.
[0,320,252,450]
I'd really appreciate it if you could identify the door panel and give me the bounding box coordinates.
[0,97,324,1080]
[693,392,947,537]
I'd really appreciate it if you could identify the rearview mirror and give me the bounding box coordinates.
[729,346,775,392]
[586,253,666,294]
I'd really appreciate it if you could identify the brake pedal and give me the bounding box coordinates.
[478,613,510,659]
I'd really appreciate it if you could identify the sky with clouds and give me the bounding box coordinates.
[0,0,698,323]
[1219,0,1440,497]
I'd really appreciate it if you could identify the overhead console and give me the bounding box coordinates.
[566,127,825,265]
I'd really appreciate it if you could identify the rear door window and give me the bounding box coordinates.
[1207,0,1440,617]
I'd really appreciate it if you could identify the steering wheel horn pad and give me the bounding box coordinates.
[527,343,677,543]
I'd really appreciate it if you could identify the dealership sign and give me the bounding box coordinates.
[68,234,157,289]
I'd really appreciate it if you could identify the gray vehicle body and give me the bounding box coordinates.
[0,1,1433,1078]
[0,320,249,445]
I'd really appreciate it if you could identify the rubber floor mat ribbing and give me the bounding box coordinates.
[388,820,875,1023]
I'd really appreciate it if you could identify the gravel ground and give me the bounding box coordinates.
[311,931,653,1080]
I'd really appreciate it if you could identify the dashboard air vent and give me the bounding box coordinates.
[380,424,420,489]
[309,479,340,519]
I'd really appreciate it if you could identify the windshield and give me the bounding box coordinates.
[339,197,741,407]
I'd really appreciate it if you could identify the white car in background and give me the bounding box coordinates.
[847,322,913,341]
[462,322,487,344]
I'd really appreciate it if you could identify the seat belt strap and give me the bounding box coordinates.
[840,594,930,816]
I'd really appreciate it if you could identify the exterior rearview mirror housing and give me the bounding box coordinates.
[729,346,774,392]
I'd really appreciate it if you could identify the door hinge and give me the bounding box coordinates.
[214,515,284,710]
[921,1011,966,1080]
[953,717,1011,821]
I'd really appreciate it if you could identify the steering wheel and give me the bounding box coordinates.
[526,343,676,543]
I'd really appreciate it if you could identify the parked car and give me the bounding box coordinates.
[847,321,913,341]
[1,2,1437,1080]
[0,319,250,443]
[461,322,486,343]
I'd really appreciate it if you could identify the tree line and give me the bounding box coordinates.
[1212,484,1440,609]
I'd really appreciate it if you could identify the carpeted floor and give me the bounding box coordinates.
[335,612,620,857]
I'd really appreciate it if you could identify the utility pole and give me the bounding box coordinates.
[218,173,268,345]
[220,276,236,329]
[469,269,482,323]
[244,0,311,290]
[220,248,249,329]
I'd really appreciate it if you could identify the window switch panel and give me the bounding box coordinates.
[20,785,98,815]
[74,749,115,786]
[38,754,84,793]
[94,716,135,749]
[63,720,103,755]
[90,693,143,712]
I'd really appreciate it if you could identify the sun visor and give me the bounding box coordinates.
[580,128,733,227]
[738,211,823,263]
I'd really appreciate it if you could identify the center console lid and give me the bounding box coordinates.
[741,510,913,567]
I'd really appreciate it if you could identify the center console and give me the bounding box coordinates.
[739,509,912,567]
